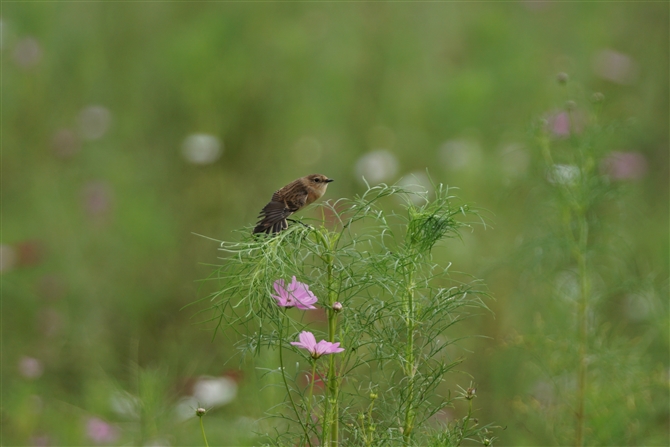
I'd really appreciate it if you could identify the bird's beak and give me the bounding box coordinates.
[325,179,334,183]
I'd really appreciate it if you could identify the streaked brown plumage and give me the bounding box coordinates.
[253,174,333,234]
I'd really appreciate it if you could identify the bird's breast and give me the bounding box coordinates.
[306,187,326,205]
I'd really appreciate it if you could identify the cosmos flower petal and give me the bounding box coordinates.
[291,331,344,359]
[300,331,317,349]
[273,279,285,296]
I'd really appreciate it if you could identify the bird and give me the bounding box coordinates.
[253,174,333,234]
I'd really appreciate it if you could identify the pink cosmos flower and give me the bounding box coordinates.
[272,276,318,309]
[550,112,571,137]
[601,151,648,181]
[291,331,344,359]
[86,417,119,444]
[544,110,586,138]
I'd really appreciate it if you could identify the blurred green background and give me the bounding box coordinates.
[3,2,668,446]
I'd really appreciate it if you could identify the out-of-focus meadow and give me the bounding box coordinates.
[3,2,668,446]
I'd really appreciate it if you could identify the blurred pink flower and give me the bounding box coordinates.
[545,110,586,138]
[30,435,50,447]
[601,151,648,181]
[18,356,43,379]
[593,49,638,85]
[51,129,81,159]
[272,276,318,309]
[16,239,45,267]
[550,112,570,137]
[86,417,119,444]
[82,181,114,219]
[291,331,344,359]
[13,37,42,69]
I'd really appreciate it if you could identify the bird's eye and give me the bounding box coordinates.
[313,178,320,183]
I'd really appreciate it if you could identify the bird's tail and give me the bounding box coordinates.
[253,217,288,234]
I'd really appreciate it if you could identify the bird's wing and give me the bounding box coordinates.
[283,190,308,213]
[253,191,308,234]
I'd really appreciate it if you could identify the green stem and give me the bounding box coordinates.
[403,268,416,445]
[544,128,590,446]
[315,229,340,446]
[279,313,313,447]
[307,360,317,425]
[327,268,339,447]
[365,395,376,447]
[199,416,209,447]
[457,399,473,446]
[574,213,590,447]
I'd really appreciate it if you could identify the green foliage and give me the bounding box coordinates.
[505,87,670,446]
[204,184,492,446]
[4,2,667,446]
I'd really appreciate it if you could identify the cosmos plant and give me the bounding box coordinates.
[198,182,496,446]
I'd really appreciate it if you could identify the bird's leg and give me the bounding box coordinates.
[287,218,312,229]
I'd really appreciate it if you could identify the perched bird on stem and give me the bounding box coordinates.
[253,174,333,234]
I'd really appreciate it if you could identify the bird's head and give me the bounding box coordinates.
[304,174,333,196]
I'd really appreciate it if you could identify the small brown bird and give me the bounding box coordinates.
[253,174,334,234]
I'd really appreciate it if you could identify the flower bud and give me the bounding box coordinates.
[556,72,569,85]
[466,387,476,400]
[195,407,207,417]
[369,392,378,400]
[332,302,343,312]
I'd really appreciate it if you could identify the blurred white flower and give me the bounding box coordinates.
[192,375,237,407]
[601,151,648,181]
[439,139,482,171]
[110,390,141,419]
[554,271,579,303]
[19,356,43,379]
[547,164,579,186]
[593,49,639,85]
[0,244,17,272]
[13,37,42,69]
[78,106,112,140]
[623,293,655,322]
[174,375,238,421]
[355,150,398,184]
[498,143,529,178]
[182,133,222,165]
[397,171,432,205]
[292,136,322,166]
